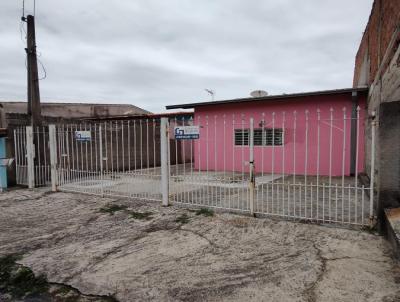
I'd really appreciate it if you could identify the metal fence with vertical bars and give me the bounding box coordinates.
[168,108,376,227]
[13,109,376,228]
[53,120,164,201]
[14,126,51,188]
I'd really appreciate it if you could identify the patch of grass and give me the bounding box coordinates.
[0,254,48,299]
[0,254,21,272]
[102,294,120,302]
[10,267,48,298]
[52,285,118,302]
[0,254,21,289]
[128,211,153,220]
[52,285,72,296]
[99,204,127,215]
[175,213,190,224]
[64,295,81,302]
[99,204,153,221]
[194,208,214,217]
[0,255,120,302]
[362,223,378,234]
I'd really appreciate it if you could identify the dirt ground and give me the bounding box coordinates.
[0,188,399,302]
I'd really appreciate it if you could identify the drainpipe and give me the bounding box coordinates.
[350,90,359,176]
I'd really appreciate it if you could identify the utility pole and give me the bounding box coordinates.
[24,14,41,126]
[22,13,43,187]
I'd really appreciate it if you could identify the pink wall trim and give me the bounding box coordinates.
[192,93,367,176]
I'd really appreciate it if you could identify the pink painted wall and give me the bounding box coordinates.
[192,93,367,176]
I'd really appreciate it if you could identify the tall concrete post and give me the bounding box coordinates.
[161,118,170,206]
[26,15,41,127]
[26,126,35,189]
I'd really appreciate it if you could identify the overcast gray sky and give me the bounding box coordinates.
[1,1,373,113]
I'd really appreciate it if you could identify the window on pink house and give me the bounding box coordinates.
[234,128,283,146]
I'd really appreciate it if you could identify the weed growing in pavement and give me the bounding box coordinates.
[175,213,190,224]
[0,254,48,299]
[99,204,128,215]
[99,203,153,221]
[193,208,214,217]
[0,254,119,301]
[128,211,153,220]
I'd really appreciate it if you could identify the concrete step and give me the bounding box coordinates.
[385,208,400,258]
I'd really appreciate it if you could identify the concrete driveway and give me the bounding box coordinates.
[0,188,399,301]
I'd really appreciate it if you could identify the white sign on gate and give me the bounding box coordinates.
[75,131,91,142]
[174,126,200,139]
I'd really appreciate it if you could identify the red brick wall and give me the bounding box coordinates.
[353,0,400,86]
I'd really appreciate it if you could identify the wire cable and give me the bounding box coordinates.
[19,20,27,44]
[21,0,46,81]
[22,0,25,18]
[37,58,47,81]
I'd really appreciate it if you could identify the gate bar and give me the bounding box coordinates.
[249,117,255,215]
[161,118,169,206]
[26,126,35,189]
[99,125,104,197]
[49,125,57,192]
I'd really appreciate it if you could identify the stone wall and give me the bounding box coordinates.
[378,102,400,219]
[363,45,400,183]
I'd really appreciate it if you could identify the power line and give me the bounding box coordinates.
[37,58,47,81]
[19,20,26,43]
[21,0,37,19]
[21,0,46,81]
[22,0,25,18]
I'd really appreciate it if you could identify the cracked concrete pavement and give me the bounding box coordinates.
[0,188,399,301]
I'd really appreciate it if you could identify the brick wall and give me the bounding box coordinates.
[353,0,400,225]
[353,0,400,87]
[353,0,400,175]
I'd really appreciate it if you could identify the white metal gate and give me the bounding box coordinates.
[168,116,253,212]
[14,126,51,188]
[13,110,376,227]
[168,108,376,227]
[53,120,164,201]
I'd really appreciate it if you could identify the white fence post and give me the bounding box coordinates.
[161,118,170,206]
[99,125,104,197]
[249,117,255,215]
[49,125,58,192]
[26,126,35,189]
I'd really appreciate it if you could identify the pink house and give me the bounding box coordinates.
[167,88,368,177]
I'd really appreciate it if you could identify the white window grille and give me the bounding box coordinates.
[235,128,283,146]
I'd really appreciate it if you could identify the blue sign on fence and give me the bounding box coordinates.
[75,131,91,142]
[174,126,200,139]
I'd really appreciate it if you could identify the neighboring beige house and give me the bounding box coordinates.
[0,102,151,119]
[1,101,151,186]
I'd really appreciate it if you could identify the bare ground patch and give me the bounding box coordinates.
[0,188,399,302]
